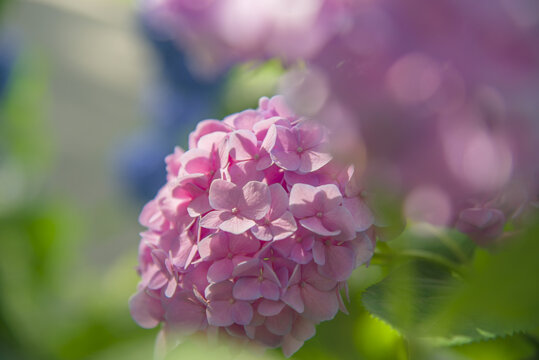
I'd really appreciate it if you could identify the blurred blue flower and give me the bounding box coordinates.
[0,29,17,104]
[115,13,226,203]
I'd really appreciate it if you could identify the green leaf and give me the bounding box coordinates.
[362,218,539,346]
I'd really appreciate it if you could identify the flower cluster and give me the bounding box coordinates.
[129,96,375,357]
[140,0,352,76]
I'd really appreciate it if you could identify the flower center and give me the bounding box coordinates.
[231,207,239,215]
[316,211,323,218]
[296,146,304,153]
[227,252,233,259]
[229,298,235,304]
[296,237,302,243]
[300,281,306,288]
[254,154,260,160]
[264,218,271,225]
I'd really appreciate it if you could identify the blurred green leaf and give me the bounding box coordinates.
[363,218,539,347]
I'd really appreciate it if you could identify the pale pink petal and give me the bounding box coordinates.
[255,152,273,171]
[265,307,293,335]
[207,258,234,283]
[206,300,233,327]
[299,147,333,173]
[231,301,253,325]
[187,194,211,217]
[129,290,163,329]
[228,130,258,161]
[220,216,256,234]
[312,240,326,265]
[260,280,280,301]
[198,233,228,260]
[251,224,273,241]
[303,262,338,291]
[302,285,339,322]
[289,183,318,218]
[254,326,283,348]
[270,212,298,241]
[272,149,301,171]
[164,277,178,298]
[180,148,213,175]
[281,285,304,313]
[226,161,264,186]
[228,109,261,130]
[164,293,206,335]
[228,233,260,254]
[200,210,232,229]
[318,244,356,281]
[189,119,231,149]
[268,183,289,219]
[238,181,271,220]
[204,280,234,301]
[322,206,357,240]
[290,243,313,264]
[316,184,343,212]
[295,121,324,150]
[208,180,240,210]
[258,300,286,317]
[233,277,262,300]
[343,196,374,232]
[300,216,341,236]
[282,335,304,358]
[291,317,316,341]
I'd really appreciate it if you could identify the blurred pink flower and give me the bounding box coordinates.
[130,96,375,357]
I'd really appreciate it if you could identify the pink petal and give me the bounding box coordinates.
[200,210,233,229]
[251,224,273,241]
[208,180,240,210]
[295,121,324,150]
[343,196,374,232]
[312,240,326,265]
[197,232,228,260]
[226,161,264,187]
[233,277,262,300]
[206,300,233,327]
[228,130,258,161]
[289,183,318,218]
[282,335,304,358]
[300,216,341,236]
[228,233,260,254]
[281,285,304,313]
[187,195,211,217]
[322,206,357,240]
[258,300,286,317]
[180,148,213,175]
[290,243,313,264]
[254,326,283,348]
[268,183,289,219]
[164,293,206,335]
[303,262,337,291]
[227,109,261,130]
[220,216,256,234]
[231,301,253,325]
[299,146,333,173]
[302,285,339,322]
[164,277,178,298]
[316,184,343,212]
[270,212,298,241]
[318,244,356,281]
[205,280,234,301]
[265,307,293,336]
[272,149,301,171]
[238,181,271,220]
[291,317,316,341]
[129,290,163,329]
[189,119,231,149]
[207,258,234,283]
[260,280,280,301]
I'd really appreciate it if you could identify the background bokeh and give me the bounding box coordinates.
[0,1,538,360]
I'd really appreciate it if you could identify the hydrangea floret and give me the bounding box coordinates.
[129,96,375,357]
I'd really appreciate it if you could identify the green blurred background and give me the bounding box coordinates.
[0,1,538,360]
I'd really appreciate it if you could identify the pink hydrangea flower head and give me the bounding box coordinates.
[130,95,375,357]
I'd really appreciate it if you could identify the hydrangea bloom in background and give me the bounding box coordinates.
[140,0,351,77]
[140,0,539,246]
[129,96,376,357]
